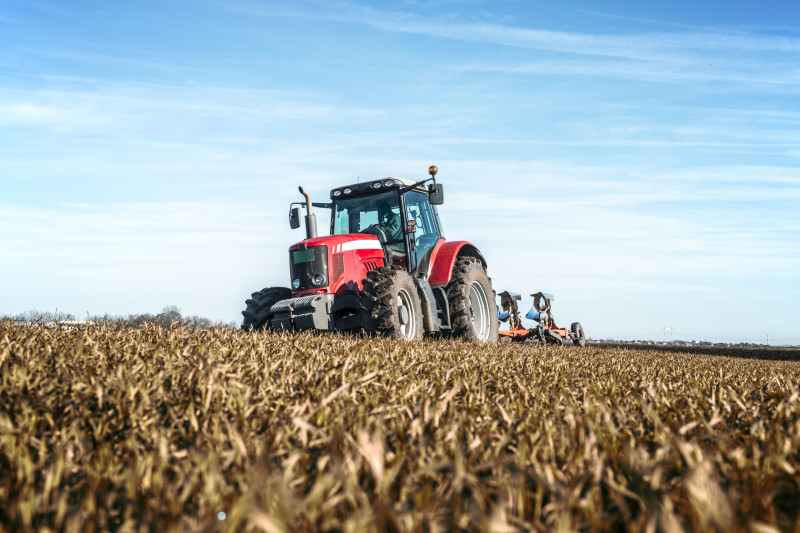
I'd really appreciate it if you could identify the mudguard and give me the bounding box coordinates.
[427,240,487,287]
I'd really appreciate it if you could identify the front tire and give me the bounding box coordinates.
[241,287,291,331]
[361,266,423,340]
[446,257,499,343]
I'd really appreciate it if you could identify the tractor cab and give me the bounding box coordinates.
[329,175,444,275]
[245,165,498,342]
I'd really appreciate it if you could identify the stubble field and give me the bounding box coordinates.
[1,321,799,532]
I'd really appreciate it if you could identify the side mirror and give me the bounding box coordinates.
[428,183,444,205]
[289,207,301,229]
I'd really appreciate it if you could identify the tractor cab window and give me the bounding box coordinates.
[403,190,441,268]
[332,190,407,267]
[332,190,400,236]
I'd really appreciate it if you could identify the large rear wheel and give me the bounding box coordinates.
[446,257,499,343]
[361,266,423,340]
[241,287,291,331]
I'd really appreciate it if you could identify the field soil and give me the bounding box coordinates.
[1,322,799,532]
[592,341,800,362]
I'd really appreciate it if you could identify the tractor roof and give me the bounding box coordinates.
[387,177,418,187]
[330,177,427,200]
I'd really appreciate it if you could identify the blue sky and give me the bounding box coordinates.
[1,0,798,343]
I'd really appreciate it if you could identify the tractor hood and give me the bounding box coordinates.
[288,234,386,296]
[289,233,383,253]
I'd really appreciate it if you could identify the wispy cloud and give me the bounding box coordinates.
[228,1,800,88]
[0,201,293,319]
[0,102,72,125]
[456,56,800,88]
[240,1,800,55]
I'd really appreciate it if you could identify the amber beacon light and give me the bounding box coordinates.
[428,165,438,177]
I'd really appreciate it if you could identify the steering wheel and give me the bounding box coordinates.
[360,224,388,243]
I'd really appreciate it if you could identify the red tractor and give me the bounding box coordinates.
[242,166,499,342]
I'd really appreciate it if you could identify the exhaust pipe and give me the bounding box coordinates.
[298,186,318,239]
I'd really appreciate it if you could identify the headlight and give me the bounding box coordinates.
[292,278,301,290]
[332,190,341,197]
[372,181,382,189]
[383,179,394,187]
[343,188,352,195]
[312,274,326,286]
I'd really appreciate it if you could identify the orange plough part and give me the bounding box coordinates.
[497,291,584,346]
[498,323,531,341]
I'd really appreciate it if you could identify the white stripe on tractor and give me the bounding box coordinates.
[340,240,383,252]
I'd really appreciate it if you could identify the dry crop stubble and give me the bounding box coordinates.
[1,320,799,532]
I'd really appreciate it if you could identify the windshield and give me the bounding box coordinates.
[332,190,401,237]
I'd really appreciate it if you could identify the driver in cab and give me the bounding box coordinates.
[377,201,402,243]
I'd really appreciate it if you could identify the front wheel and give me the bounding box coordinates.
[241,287,291,331]
[445,257,499,343]
[361,266,423,340]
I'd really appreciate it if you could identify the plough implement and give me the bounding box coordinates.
[497,291,585,346]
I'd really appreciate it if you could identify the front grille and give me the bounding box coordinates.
[364,261,379,272]
[290,245,328,291]
[331,253,345,282]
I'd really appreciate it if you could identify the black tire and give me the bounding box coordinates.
[360,266,423,340]
[571,322,586,347]
[544,329,564,346]
[445,257,499,343]
[241,287,291,331]
[532,325,545,345]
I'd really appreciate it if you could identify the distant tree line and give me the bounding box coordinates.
[2,306,228,329]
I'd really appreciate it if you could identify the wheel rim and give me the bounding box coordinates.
[397,288,417,339]
[468,281,491,342]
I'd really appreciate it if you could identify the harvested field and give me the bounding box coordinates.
[1,321,799,532]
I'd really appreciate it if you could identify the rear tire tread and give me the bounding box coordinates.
[445,257,499,342]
